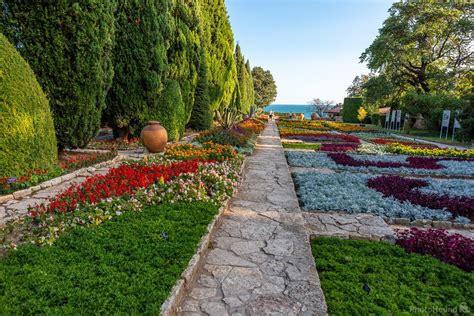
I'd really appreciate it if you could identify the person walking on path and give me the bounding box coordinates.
[269,110,274,121]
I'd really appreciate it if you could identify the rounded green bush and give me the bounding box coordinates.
[0,33,57,178]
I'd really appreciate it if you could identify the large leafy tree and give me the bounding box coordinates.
[361,2,473,95]
[1,1,117,149]
[251,66,277,108]
[346,73,375,97]
[104,0,171,138]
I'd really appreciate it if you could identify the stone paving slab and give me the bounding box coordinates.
[303,212,395,242]
[177,122,327,316]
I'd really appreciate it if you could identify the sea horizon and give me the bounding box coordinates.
[264,103,328,119]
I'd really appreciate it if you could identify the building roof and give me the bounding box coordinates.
[325,105,342,114]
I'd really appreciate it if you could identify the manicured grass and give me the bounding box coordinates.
[282,143,321,150]
[0,202,218,314]
[312,237,473,315]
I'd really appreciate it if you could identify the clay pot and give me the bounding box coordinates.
[299,114,305,121]
[311,113,318,120]
[140,121,168,153]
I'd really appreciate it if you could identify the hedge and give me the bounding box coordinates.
[342,97,364,123]
[0,34,57,178]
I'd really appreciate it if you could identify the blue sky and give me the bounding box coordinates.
[226,0,394,104]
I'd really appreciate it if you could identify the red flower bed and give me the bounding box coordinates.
[283,133,360,143]
[367,175,474,220]
[371,139,438,148]
[396,228,474,272]
[35,160,205,215]
[320,143,359,152]
[328,153,443,170]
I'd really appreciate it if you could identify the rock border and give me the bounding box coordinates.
[0,152,123,204]
[385,217,474,230]
[159,158,248,316]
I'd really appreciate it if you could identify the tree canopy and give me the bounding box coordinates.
[361,2,473,95]
[252,66,277,108]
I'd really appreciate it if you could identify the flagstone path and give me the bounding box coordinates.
[178,122,328,315]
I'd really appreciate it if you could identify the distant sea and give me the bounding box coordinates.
[264,104,314,119]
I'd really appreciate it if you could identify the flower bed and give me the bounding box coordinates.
[311,237,474,315]
[329,153,443,169]
[282,143,321,150]
[164,142,238,162]
[286,151,474,177]
[292,171,463,222]
[387,143,474,159]
[320,143,359,152]
[0,151,117,195]
[371,138,438,148]
[396,228,474,272]
[277,119,330,131]
[38,160,204,215]
[281,132,360,143]
[368,175,474,220]
[2,145,242,248]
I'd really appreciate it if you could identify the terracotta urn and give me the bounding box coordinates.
[140,121,168,153]
[299,113,305,121]
[311,113,318,120]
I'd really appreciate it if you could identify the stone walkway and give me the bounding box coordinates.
[178,122,327,316]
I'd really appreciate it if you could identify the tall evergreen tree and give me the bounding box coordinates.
[104,0,171,138]
[1,1,117,149]
[165,0,202,128]
[200,0,237,112]
[188,52,212,130]
[245,60,255,110]
[234,44,255,114]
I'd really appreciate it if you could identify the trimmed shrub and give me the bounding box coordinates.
[1,1,116,149]
[0,33,57,178]
[151,80,186,141]
[342,97,363,123]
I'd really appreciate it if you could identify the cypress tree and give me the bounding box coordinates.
[234,44,254,114]
[200,0,237,112]
[245,60,255,109]
[104,0,171,138]
[1,1,117,149]
[188,52,212,130]
[166,0,200,125]
[151,80,186,141]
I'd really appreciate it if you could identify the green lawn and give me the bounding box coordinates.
[312,238,473,315]
[0,202,218,314]
[282,143,321,150]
